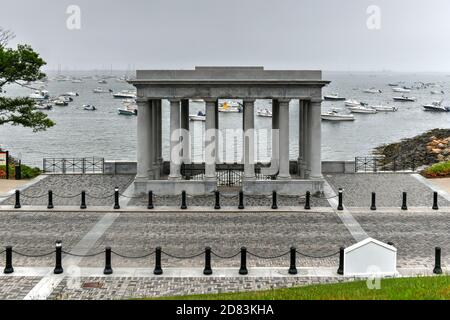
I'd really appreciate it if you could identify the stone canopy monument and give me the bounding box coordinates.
[129,66,329,195]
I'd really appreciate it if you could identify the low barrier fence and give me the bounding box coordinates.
[0,242,444,276]
[43,158,105,174]
[9,187,444,212]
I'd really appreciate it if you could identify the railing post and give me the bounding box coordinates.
[154,247,163,275]
[433,247,442,274]
[337,247,344,275]
[239,247,248,275]
[214,190,221,210]
[104,247,113,275]
[114,187,120,209]
[288,247,297,275]
[47,190,54,209]
[181,191,187,210]
[304,191,311,210]
[203,247,212,275]
[54,241,63,274]
[80,191,87,209]
[271,191,278,210]
[238,191,244,210]
[147,191,154,210]
[432,192,439,210]
[4,246,14,274]
[370,192,376,211]
[14,190,21,209]
[337,188,344,211]
[401,192,408,210]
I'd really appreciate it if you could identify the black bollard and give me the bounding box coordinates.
[4,246,14,274]
[214,190,221,210]
[181,191,187,210]
[337,247,344,275]
[154,247,163,275]
[432,192,439,210]
[288,247,297,275]
[238,191,244,210]
[271,191,278,210]
[239,247,248,275]
[370,192,377,211]
[203,247,212,275]
[80,191,87,209]
[47,190,54,209]
[337,188,344,211]
[114,187,120,210]
[433,247,442,274]
[401,192,408,210]
[304,191,311,210]
[14,190,21,209]
[147,191,154,210]
[54,241,63,274]
[104,247,113,275]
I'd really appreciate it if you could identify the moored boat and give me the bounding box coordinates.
[348,105,377,114]
[113,90,137,99]
[256,108,272,117]
[392,87,411,93]
[83,104,97,111]
[372,105,398,112]
[321,110,355,121]
[423,101,450,112]
[324,93,346,101]
[393,95,416,102]
[363,88,382,94]
[344,99,363,107]
[189,111,206,121]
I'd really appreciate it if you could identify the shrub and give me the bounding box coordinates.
[422,161,450,178]
[0,164,41,179]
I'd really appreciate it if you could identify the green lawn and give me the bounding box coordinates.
[156,276,450,300]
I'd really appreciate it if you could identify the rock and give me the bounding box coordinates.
[432,148,442,154]
[437,154,445,161]
[438,143,446,148]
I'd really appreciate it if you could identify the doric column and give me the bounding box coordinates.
[136,99,153,179]
[204,99,217,181]
[309,99,323,179]
[152,100,160,180]
[243,99,256,180]
[271,99,280,171]
[214,100,220,163]
[180,99,190,163]
[278,99,291,180]
[169,99,181,180]
[298,100,307,179]
[156,100,163,168]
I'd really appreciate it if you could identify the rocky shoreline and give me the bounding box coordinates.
[373,128,450,169]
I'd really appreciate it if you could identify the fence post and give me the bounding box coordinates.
[14,190,21,209]
[370,192,376,211]
[433,247,442,274]
[203,247,212,275]
[238,191,244,210]
[47,190,54,209]
[154,247,163,275]
[54,241,63,274]
[432,192,439,210]
[271,191,278,210]
[401,192,408,210]
[147,191,154,210]
[104,247,113,275]
[114,187,120,209]
[304,191,311,210]
[214,190,221,210]
[337,247,344,275]
[337,188,344,211]
[181,191,187,210]
[288,247,297,275]
[4,246,14,274]
[80,191,87,209]
[239,247,248,275]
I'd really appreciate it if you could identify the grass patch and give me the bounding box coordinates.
[152,276,450,300]
[422,161,450,178]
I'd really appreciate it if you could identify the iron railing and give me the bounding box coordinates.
[43,157,105,174]
[355,155,418,173]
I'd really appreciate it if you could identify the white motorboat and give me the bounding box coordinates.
[113,90,137,99]
[348,105,377,114]
[363,88,382,94]
[61,92,79,97]
[29,90,49,100]
[372,105,398,112]
[431,90,445,95]
[34,102,52,110]
[256,108,272,117]
[54,99,68,106]
[393,95,416,102]
[118,106,137,115]
[423,101,450,112]
[321,110,355,121]
[93,88,112,94]
[189,111,206,121]
[98,80,108,84]
[388,83,399,87]
[71,79,83,84]
[344,99,363,107]
[324,93,346,101]
[83,104,97,111]
[392,87,411,93]
[219,101,242,113]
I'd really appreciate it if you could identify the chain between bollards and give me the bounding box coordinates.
[433,247,442,274]
[288,247,297,275]
[304,191,311,210]
[4,246,14,274]
[104,246,113,275]
[203,247,212,275]
[239,247,248,275]
[54,241,63,274]
[14,190,21,209]
[154,247,163,275]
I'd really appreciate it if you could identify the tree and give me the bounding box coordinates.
[0,28,54,132]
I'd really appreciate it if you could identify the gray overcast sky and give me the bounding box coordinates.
[1,0,450,72]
